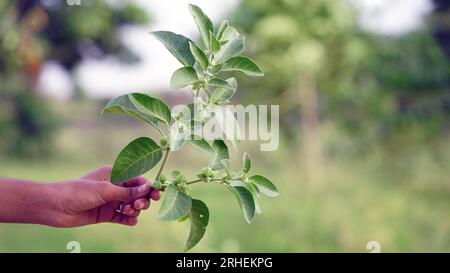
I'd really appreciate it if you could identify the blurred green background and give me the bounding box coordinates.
[1,0,450,252]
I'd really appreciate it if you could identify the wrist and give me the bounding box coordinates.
[0,179,63,226]
[33,183,65,227]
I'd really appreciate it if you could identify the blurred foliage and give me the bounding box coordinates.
[231,0,450,149]
[231,0,370,139]
[363,31,450,145]
[0,0,150,158]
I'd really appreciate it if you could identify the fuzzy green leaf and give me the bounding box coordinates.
[188,137,214,155]
[217,20,229,40]
[209,31,221,53]
[226,185,256,223]
[185,199,209,251]
[208,77,235,90]
[245,182,262,214]
[248,175,279,197]
[188,4,214,49]
[111,137,162,183]
[159,184,192,221]
[214,26,244,63]
[150,31,195,66]
[102,94,158,127]
[248,181,260,196]
[170,67,198,89]
[209,139,229,170]
[222,56,264,76]
[129,93,171,125]
[189,41,209,70]
[210,78,237,105]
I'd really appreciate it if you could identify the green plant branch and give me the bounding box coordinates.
[155,149,170,181]
[104,4,274,251]
[186,178,223,185]
[155,125,166,137]
[186,179,202,185]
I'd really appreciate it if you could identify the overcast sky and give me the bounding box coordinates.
[37,0,434,99]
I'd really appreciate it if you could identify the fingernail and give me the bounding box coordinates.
[138,183,149,193]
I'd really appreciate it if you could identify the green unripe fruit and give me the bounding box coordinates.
[159,137,169,148]
[159,174,167,183]
[178,182,188,192]
[171,170,182,179]
[205,167,214,177]
[174,173,186,184]
[199,167,214,178]
[153,180,162,190]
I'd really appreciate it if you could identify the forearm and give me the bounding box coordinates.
[0,178,60,226]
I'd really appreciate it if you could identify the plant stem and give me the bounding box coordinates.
[186,179,202,185]
[155,149,170,181]
[156,126,165,137]
[186,178,223,185]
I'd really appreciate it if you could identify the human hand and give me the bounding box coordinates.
[48,166,160,227]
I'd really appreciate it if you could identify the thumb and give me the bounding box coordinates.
[105,183,151,202]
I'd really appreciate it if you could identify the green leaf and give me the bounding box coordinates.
[248,175,279,197]
[243,152,251,174]
[208,77,235,90]
[111,137,162,183]
[102,94,158,127]
[185,199,209,251]
[229,179,261,214]
[210,78,237,105]
[209,139,229,170]
[216,20,229,40]
[159,184,192,221]
[222,56,264,76]
[178,214,189,222]
[150,31,195,66]
[129,93,171,125]
[246,183,262,214]
[170,67,198,89]
[189,41,209,70]
[214,26,244,63]
[228,180,246,187]
[248,182,260,196]
[209,31,221,53]
[188,137,214,154]
[226,185,255,223]
[188,4,214,49]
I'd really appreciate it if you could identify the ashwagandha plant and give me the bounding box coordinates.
[101,4,279,251]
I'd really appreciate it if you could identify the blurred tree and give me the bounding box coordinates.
[363,31,450,146]
[0,0,150,158]
[356,0,450,145]
[231,0,368,184]
[232,0,450,162]
[431,0,450,60]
